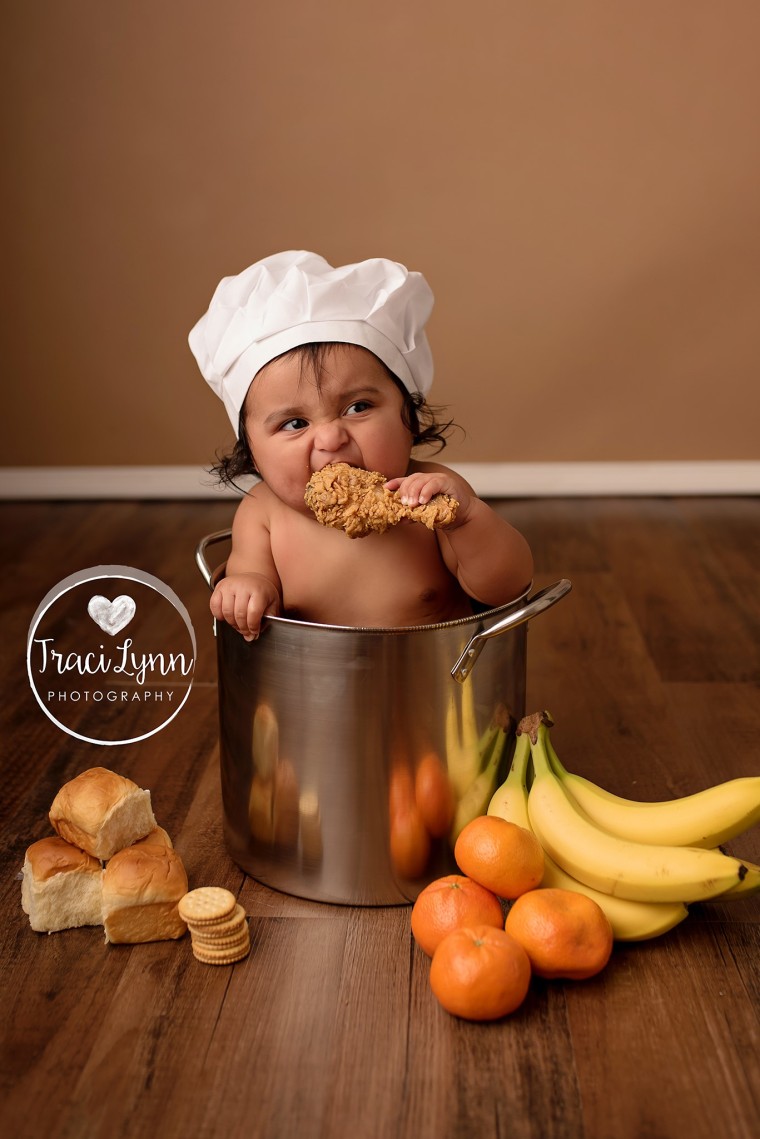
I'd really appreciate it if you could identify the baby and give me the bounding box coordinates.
[189,251,533,638]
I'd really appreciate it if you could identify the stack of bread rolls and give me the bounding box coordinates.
[21,766,188,943]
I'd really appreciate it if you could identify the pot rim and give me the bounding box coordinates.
[211,560,532,636]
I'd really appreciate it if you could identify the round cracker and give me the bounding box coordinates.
[191,928,248,949]
[178,887,237,925]
[192,930,250,953]
[190,924,249,952]
[192,939,251,965]
[187,903,247,937]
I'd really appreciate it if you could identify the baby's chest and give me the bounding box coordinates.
[269,517,458,624]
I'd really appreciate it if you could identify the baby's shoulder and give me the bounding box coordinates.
[408,458,451,475]
[232,480,308,536]
[232,480,276,528]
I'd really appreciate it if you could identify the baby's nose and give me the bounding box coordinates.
[313,419,349,451]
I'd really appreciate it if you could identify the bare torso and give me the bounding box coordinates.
[263,485,474,627]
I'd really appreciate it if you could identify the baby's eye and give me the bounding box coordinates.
[345,400,372,416]
[280,417,308,432]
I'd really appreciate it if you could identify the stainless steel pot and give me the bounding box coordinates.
[197,530,571,905]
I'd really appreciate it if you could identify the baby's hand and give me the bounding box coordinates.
[384,470,473,527]
[210,573,281,641]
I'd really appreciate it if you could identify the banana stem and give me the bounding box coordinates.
[518,711,554,779]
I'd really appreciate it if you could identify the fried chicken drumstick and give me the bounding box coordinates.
[305,462,459,539]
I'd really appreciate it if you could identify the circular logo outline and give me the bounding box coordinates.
[27,565,197,746]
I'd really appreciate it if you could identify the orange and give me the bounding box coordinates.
[504,887,614,980]
[414,752,455,838]
[389,802,431,879]
[411,874,504,957]
[454,815,544,899]
[429,924,532,1020]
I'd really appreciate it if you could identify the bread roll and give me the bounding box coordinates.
[21,836,103,932]
[129,825,173,851]
[102,845,188,943]
[49,767,157,859]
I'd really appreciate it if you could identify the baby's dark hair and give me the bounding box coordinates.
[210,342,460,490]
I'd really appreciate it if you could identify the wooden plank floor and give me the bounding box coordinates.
[1,496,758,1139]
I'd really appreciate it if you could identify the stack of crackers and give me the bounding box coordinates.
[178,887,250,965]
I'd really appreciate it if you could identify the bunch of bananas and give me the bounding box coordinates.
[487,710,760,941]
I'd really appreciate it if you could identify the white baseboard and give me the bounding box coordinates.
[453,461,760,497]
[1,462,759,500]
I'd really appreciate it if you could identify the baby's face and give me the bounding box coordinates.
[243,344,414,512]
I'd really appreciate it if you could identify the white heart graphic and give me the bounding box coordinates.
[87,594,136,636]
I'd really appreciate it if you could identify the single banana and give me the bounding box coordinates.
[488,727,689,940]
[540,853,690,940]
[487,731,532,828]
[547,740,760,848]
[523,712,747,904]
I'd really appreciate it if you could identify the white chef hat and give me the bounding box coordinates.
[188,250,435,432]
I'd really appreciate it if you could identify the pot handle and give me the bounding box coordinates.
[195,529,232,589]
[450,578,572,683]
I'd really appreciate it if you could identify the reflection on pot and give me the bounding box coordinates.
[299,790,323,868]
[387,696,514,881]
[446,697,512,841]
[252,702,279,781]
[248,758,300,850]
[249,772,275,844]
[389,760,431,879]
[273,759,300,850]
[414,752,455,839]
[248,701,323,866]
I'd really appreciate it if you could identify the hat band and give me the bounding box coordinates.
[223,320,419,432]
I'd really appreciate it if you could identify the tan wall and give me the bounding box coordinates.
[3,1,759,468]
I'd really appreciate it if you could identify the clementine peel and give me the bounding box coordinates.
[454,815,544,899]
[504,887,614,980]
[429,924,532,1021]
[411,874,504,957]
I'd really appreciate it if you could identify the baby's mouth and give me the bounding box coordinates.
[313,455,361,474]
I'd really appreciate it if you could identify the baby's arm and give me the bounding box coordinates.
[385,464,533,606]
[210,492,282,641]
